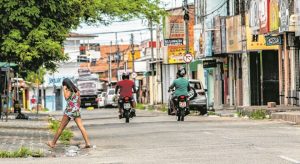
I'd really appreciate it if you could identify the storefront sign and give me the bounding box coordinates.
[221,17,227,53]
[249,0,260,34]
[246,14,279,50]
[295,0,300,36]
[203,59,217,68]
[226,15,242,53]
[269,0,279,31]
[265,36,282,46]
[259,0,269,34]
[168,45,194,64]
[164,38,183,46]
[213,16,222,54]
[279,0,289,33]
[47,76,75,86]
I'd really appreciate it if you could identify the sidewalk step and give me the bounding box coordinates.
[271,112,300,124]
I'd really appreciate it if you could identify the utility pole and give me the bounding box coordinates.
[183,0,190,78]
[130,33,135,74]
[109,41,112,87]
[115,32,120,81]
[156,25,162,104]
[149,19,154,104]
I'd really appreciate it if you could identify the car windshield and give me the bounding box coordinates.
[190,82,202,89]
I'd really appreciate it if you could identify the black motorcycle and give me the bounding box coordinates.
[119,96,135,123]
[175,95,188,121]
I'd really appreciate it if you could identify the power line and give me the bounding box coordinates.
[84,28,153,35]
[201,0,227,18]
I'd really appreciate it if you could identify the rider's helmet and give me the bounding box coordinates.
[122,72,130,80]
[177,66,186,77]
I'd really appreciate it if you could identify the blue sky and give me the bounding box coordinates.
[73,0,186,45]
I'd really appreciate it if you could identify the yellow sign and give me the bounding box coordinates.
[226,15,242,53]
[126,50,141,69]
[168,45,194,64]
[270,0,279,31]
[246,14,279,50]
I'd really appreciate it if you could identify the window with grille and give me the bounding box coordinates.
[170,23,184,35]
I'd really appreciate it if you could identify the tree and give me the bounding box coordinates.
[0,0,166,73]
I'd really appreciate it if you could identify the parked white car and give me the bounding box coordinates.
[97,92,106,108]
[104,88,118,107]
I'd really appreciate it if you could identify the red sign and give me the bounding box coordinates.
[259,0,270,34]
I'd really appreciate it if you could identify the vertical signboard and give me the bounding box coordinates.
[259,0,270,34]
[250,0,260,34]
[269,0,279,31]
[221,17,227,53]
[226,15,242,53]
[213,16,222,54]
[295,0,300,36]
[279,0,289,33]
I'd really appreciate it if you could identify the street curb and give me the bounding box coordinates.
[271,112,300,124]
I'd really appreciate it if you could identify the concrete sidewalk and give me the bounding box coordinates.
[0,114,51,154]
[214,105,300,124]
[0,111,84,158]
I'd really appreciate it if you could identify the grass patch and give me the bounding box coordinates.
[136,103,146,110]
[160,104,167,112]
[0,147,44,158]
[208,111,216,115]
[49,119,74,145]
[147,105,154,111]
[250,109,267,120]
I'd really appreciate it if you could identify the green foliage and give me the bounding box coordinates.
[160,104,167,112]
[147,105,154,111]
[250,110,267,120]
[49,119,74,145]
[136,103,145,110]
[0,147,44,158]
[208,111,216,115]
[0,0,165,71]
[25,67,46,84]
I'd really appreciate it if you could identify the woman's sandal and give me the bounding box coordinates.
[84,145,92,149]
[46,141,55,148]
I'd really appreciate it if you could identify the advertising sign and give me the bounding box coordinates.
[226,15,242,53]
[265,36,282,46]
[295,0,300,36]
[246,14,279,50]
[221,17,227,53]
[259,0,269,34]
[213,16,222,54]
[164,38,183,46]
[279,0,289,33]
[249,0,260,34]
[203,59,217,68]
[168,45,194,64]
[269,0,279,31]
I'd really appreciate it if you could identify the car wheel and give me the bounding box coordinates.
[199,106,207,115]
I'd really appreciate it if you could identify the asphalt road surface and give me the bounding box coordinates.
[2,108,300,164]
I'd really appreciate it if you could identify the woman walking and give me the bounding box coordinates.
[47,78,91,148]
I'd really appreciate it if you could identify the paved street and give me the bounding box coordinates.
[1,108,300,164]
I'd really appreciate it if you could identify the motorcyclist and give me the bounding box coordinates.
[115,72,137,119]
[168,66,191,115]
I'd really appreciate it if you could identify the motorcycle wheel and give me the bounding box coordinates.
[176,108,180,121]
[180,109,185,121]
[124,111,130,123]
